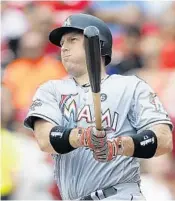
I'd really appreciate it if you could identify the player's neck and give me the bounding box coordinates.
[73,73,89,86]
[74,69,107,86]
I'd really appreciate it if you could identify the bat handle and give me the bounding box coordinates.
[92,92,102,130]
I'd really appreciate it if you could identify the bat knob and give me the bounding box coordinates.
[84,26,100,38]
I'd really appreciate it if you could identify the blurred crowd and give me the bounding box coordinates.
[1,1,175,200]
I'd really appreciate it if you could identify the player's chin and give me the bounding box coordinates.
[65,67,79,77]
[68,69,83,77]
[64,64,85,77]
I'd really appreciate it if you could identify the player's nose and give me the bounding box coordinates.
[61,42,70,53]
[61,46,69,53]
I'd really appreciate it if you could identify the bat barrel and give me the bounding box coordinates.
[84,26,101,93]
[84,25,100,38]
[84,26,102,130]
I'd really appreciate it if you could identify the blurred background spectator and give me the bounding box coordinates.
[1,1,175,200]
[1,85,20,200]
[1,85,55,200]
[2,31,67,131]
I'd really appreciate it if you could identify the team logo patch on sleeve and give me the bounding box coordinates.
[149,92,157,104]
[30,99,43,111]
[149,92,169,116]
[149,92,158,110]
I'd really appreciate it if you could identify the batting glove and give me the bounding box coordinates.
[93,137,123,162]
[77,126,107,150]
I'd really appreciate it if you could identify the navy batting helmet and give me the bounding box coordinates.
[49,13,112,65]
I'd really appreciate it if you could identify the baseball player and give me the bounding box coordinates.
[24,13,173,200]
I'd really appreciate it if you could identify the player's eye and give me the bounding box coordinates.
[71,37,77,42]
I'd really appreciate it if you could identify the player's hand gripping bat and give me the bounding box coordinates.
[84,26,102,130]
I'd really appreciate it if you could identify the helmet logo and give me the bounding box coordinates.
[63,17,71,26]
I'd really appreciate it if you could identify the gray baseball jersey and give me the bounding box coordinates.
[24,74,172,200]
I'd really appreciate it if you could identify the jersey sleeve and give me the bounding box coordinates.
[128,80,173,133]
[24,81,62,130]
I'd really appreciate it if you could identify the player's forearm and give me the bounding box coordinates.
[149,124,173,156]
[118,124,173,158]
[34,119,58,154]
[117,136,134,156]
[69,128,80,148]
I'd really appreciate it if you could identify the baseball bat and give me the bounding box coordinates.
[84,26,102,130]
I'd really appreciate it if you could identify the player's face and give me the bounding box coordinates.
[60,32,87,77]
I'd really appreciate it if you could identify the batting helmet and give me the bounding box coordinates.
[49,13,112,65]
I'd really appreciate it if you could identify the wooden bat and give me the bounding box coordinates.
[84,26,102,130]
